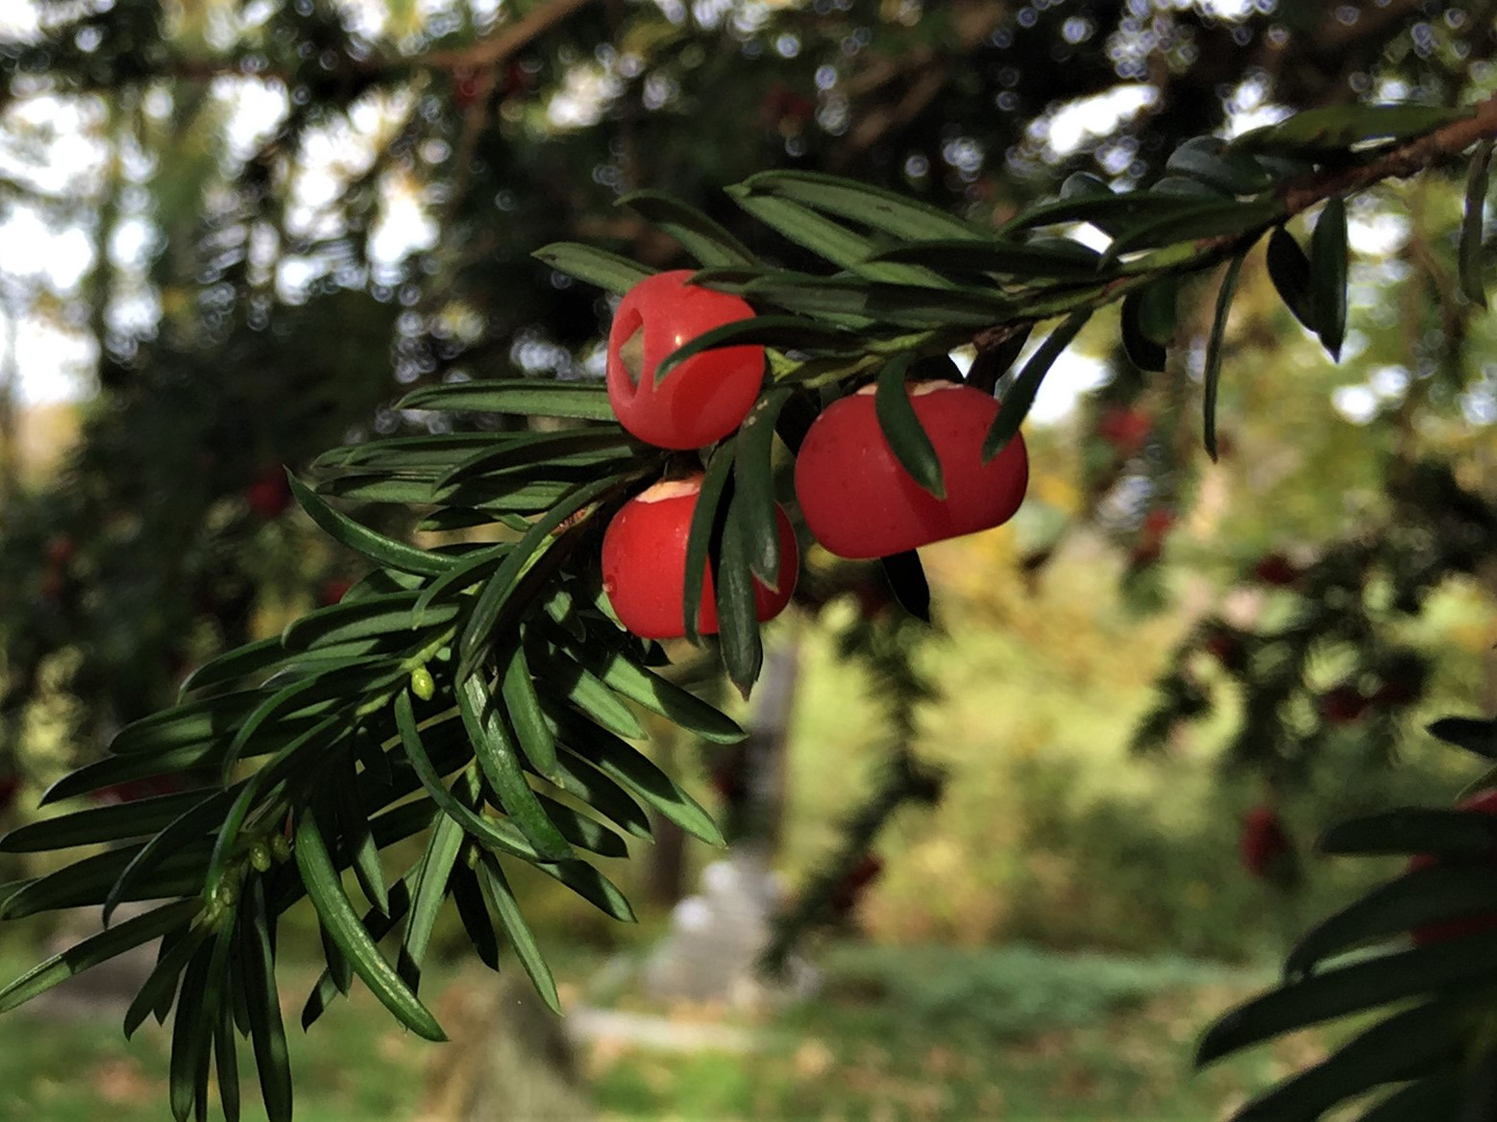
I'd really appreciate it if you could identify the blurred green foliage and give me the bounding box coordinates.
[4,5,1497,1116]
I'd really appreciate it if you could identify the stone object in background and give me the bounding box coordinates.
[642,848,819,1007]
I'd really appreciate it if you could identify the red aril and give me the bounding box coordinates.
[606,271,763,450]
[793,381,1028,559]
[601,475,798,640]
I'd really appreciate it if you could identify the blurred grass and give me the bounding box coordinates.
[586,941,1315,1122]
[0,937,1318,1122]
[0,944,436,1122]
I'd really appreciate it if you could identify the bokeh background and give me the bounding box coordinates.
[2,1,1497,1119]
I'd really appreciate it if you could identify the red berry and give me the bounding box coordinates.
[1142,508,1175,540]
[606,271,763,449]
[1253,552,1300,587]
[793,381,1028,559]
[852,578,892,618]
[1203,629,1246,672]
[1410,790,1497,945]
[601,475,798,640]
[319,577,355,606]
[1129,540,1162,567]
[1097,406,1151,455]
[829,853,885,916]
[1240,805,1292,879]
[244,468,292,520]
[709,763,747,804]
[503,62,529,97]
[761,84,816,131]
[1127,508,1176,566]
[1320,684,1369,725]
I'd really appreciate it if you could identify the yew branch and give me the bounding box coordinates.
[973,93,1497,356]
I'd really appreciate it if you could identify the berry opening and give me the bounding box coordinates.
[616,318,646,393]
[605,271,763,449]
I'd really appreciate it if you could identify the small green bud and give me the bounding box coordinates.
[410,666,436,701]
[215,878,239,907]
[269,832,292,862]
[249,842,273,872]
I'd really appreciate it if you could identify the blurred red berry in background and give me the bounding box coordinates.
[1097,406,1151,456]
[1240,806,1292,880]
[1320,684,1370,725]
[244,467,292,520]
[1253,552,1300,587]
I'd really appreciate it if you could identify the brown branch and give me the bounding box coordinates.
[1280,93,1497,212]
[1314,0,1426,51]
[443,67,501,228]
[131,0,596,90]
[973,93,1497,355]
[832,0,1008,164]
[424,0,598,73]
[840,62,950,162]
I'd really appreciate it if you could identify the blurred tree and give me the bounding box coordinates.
[0,0,1488,839]
[4,2,1497,1119]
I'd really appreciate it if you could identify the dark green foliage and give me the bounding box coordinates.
[4,4,1497,1119]
[618,191,758,269]
[716,491,767,694]
[1197,785,1497,1120]
[1120,281,1173,372]
[7,115,1489,1109]
[984,311,1091,461]
[1231,104,1475,158]
[1266,224,1318,332]
[1133,459,1497,801]
[733,385,795,586]
[1429,717,1497,760]
[1309,196,1350,360]
[1203,253,1247,461]
[874,353,945,499]
[878,551,932,625]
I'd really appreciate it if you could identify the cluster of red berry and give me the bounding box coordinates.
[599,271,1029,638]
